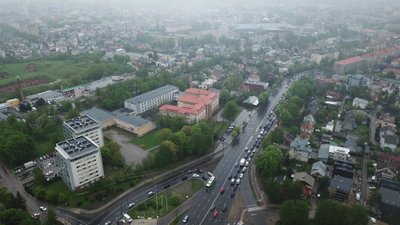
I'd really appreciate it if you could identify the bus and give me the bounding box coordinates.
[206,176,216,191]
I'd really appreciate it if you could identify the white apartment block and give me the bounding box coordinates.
[55,136,104,191]
[124,85,179,114]
[329,145,350,161]
[63,115,104,147]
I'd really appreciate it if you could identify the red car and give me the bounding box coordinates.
[213,210,219,218]
[220,187,225,195]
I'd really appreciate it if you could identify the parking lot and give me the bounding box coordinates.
[37,153,60,181]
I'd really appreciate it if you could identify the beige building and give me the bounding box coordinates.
[81,107,155,137]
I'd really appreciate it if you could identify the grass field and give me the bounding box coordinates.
[129,130,161,150]
[128,179,203,219]
[0,59,89,86]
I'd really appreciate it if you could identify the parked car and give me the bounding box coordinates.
[148,191,155,197]
[39,206,47,212]
[192,173,200,178]
[220,187,225,195]
[128,202,135,209]
[182,215,189,223]
[222,203,227,212]
[213,210,219,218]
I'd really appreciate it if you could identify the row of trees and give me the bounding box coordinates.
[143,122,214,169]
[276,77,315,127]
[278,199,369,225]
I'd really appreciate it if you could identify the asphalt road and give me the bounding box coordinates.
[175,81,289,225]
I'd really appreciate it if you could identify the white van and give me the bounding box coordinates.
[123,213,132,223]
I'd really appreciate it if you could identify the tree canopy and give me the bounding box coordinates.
[223,100,240,121]
[279,200,309,225]
[256,145,283,178]
[314,200,368,225]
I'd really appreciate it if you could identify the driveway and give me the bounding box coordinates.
[103,130,149,166]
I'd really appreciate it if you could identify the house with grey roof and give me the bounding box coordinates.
[124,85,179,114]
[303,114,315,125]
[289,136,312,162]
[81,107,156,137]
[352,97,368,109]
[26,90,64,103]
[311,161,328,179]
[379,125,398,151]
[318,144,330,162]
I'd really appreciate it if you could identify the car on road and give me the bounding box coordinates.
[128,202,135,209]
[192,173,200,178]
[104,221,111,225]
[228,175,232,180]
[207,172,213,177]
[220,187,225,195]
[148,191,155,197]
[213,210,219,218]
[222,203,227,212]
[230,192,235,198]
[201,175,207,180]
[182,175,188,181]
[210,205,216,211]
[39,206,47,212]
[230,178,235,185]
[245,161,249,167]
[233,185,238,191]
[31,213,40,219]
[234,162,238,167]
[164,184,171,189]
[236,178,241,185]
[239,173,244,179]
[183,215,189,223]
[242,167,247,173]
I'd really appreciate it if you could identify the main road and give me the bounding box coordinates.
[177,81,289,225]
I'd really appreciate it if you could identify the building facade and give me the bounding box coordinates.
[124,85,179,114]
[55,136,104,191]
[159,88,219,123]
[63,115,104,147]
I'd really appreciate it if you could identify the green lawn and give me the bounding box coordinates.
[128,179,203,219]
[129,130,161,150]
[0,59,88,86]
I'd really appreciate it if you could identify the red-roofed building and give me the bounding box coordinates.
[160,88,219,123]
[300,122,314,140]
[334,45,400,74]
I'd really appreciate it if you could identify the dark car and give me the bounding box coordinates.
[201,175,207,180]
[228,175,232,180]
[222,203,227,212]
[182,176,188,181]
[210,205,216,211]
[163,184,171,189]
[220,187,225,195]
[230,192,235,198]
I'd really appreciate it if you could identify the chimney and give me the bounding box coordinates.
[16,76,25,101]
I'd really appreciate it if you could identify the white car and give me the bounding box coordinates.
[128,202,135,209]
[236,178,241,185]
[245,161,249,167]
[239,173,244,179]
[230,178,235,185]
[39,206,47,212]
[242,167,247,173]
[192,173,200,178]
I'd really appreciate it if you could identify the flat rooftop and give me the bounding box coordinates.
[56,136,98,160]
[64,115,99,132]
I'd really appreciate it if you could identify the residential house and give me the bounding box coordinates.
[300,122,314,139]
[333,161,354,179]
[321,134,333,143]
[352,97,369,109]
[375,166,397,182]
[322,120,335,133]
[303,114,315,125]
[380,125,398,151]
[311,161,329,179]
[318,144,351,162]
[293,172,315,197]
[347,74,367,86]
[239,74,269,92]
[308,99,319,116]
[289,136,312,162]
[379,152,400,168]
[316,76,337,90]
[325,90,342,101]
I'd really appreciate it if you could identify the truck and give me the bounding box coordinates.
[239,158,246,167]
[24,161,37,169]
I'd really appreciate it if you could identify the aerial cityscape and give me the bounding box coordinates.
[0,0,400,225]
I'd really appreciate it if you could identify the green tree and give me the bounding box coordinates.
[65,108,80,119]
[279,200,309,225]
[256,145,283,178]
[231,126,241,139]
[258,91,270,106]
[270,128,284,144]
[155,140,178,166]
[219,89,230,106]
[156,128,174,141]
[367,189,381,208]
[346,204,369,225]
[223,100,240,121]
[0,131,35,167]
